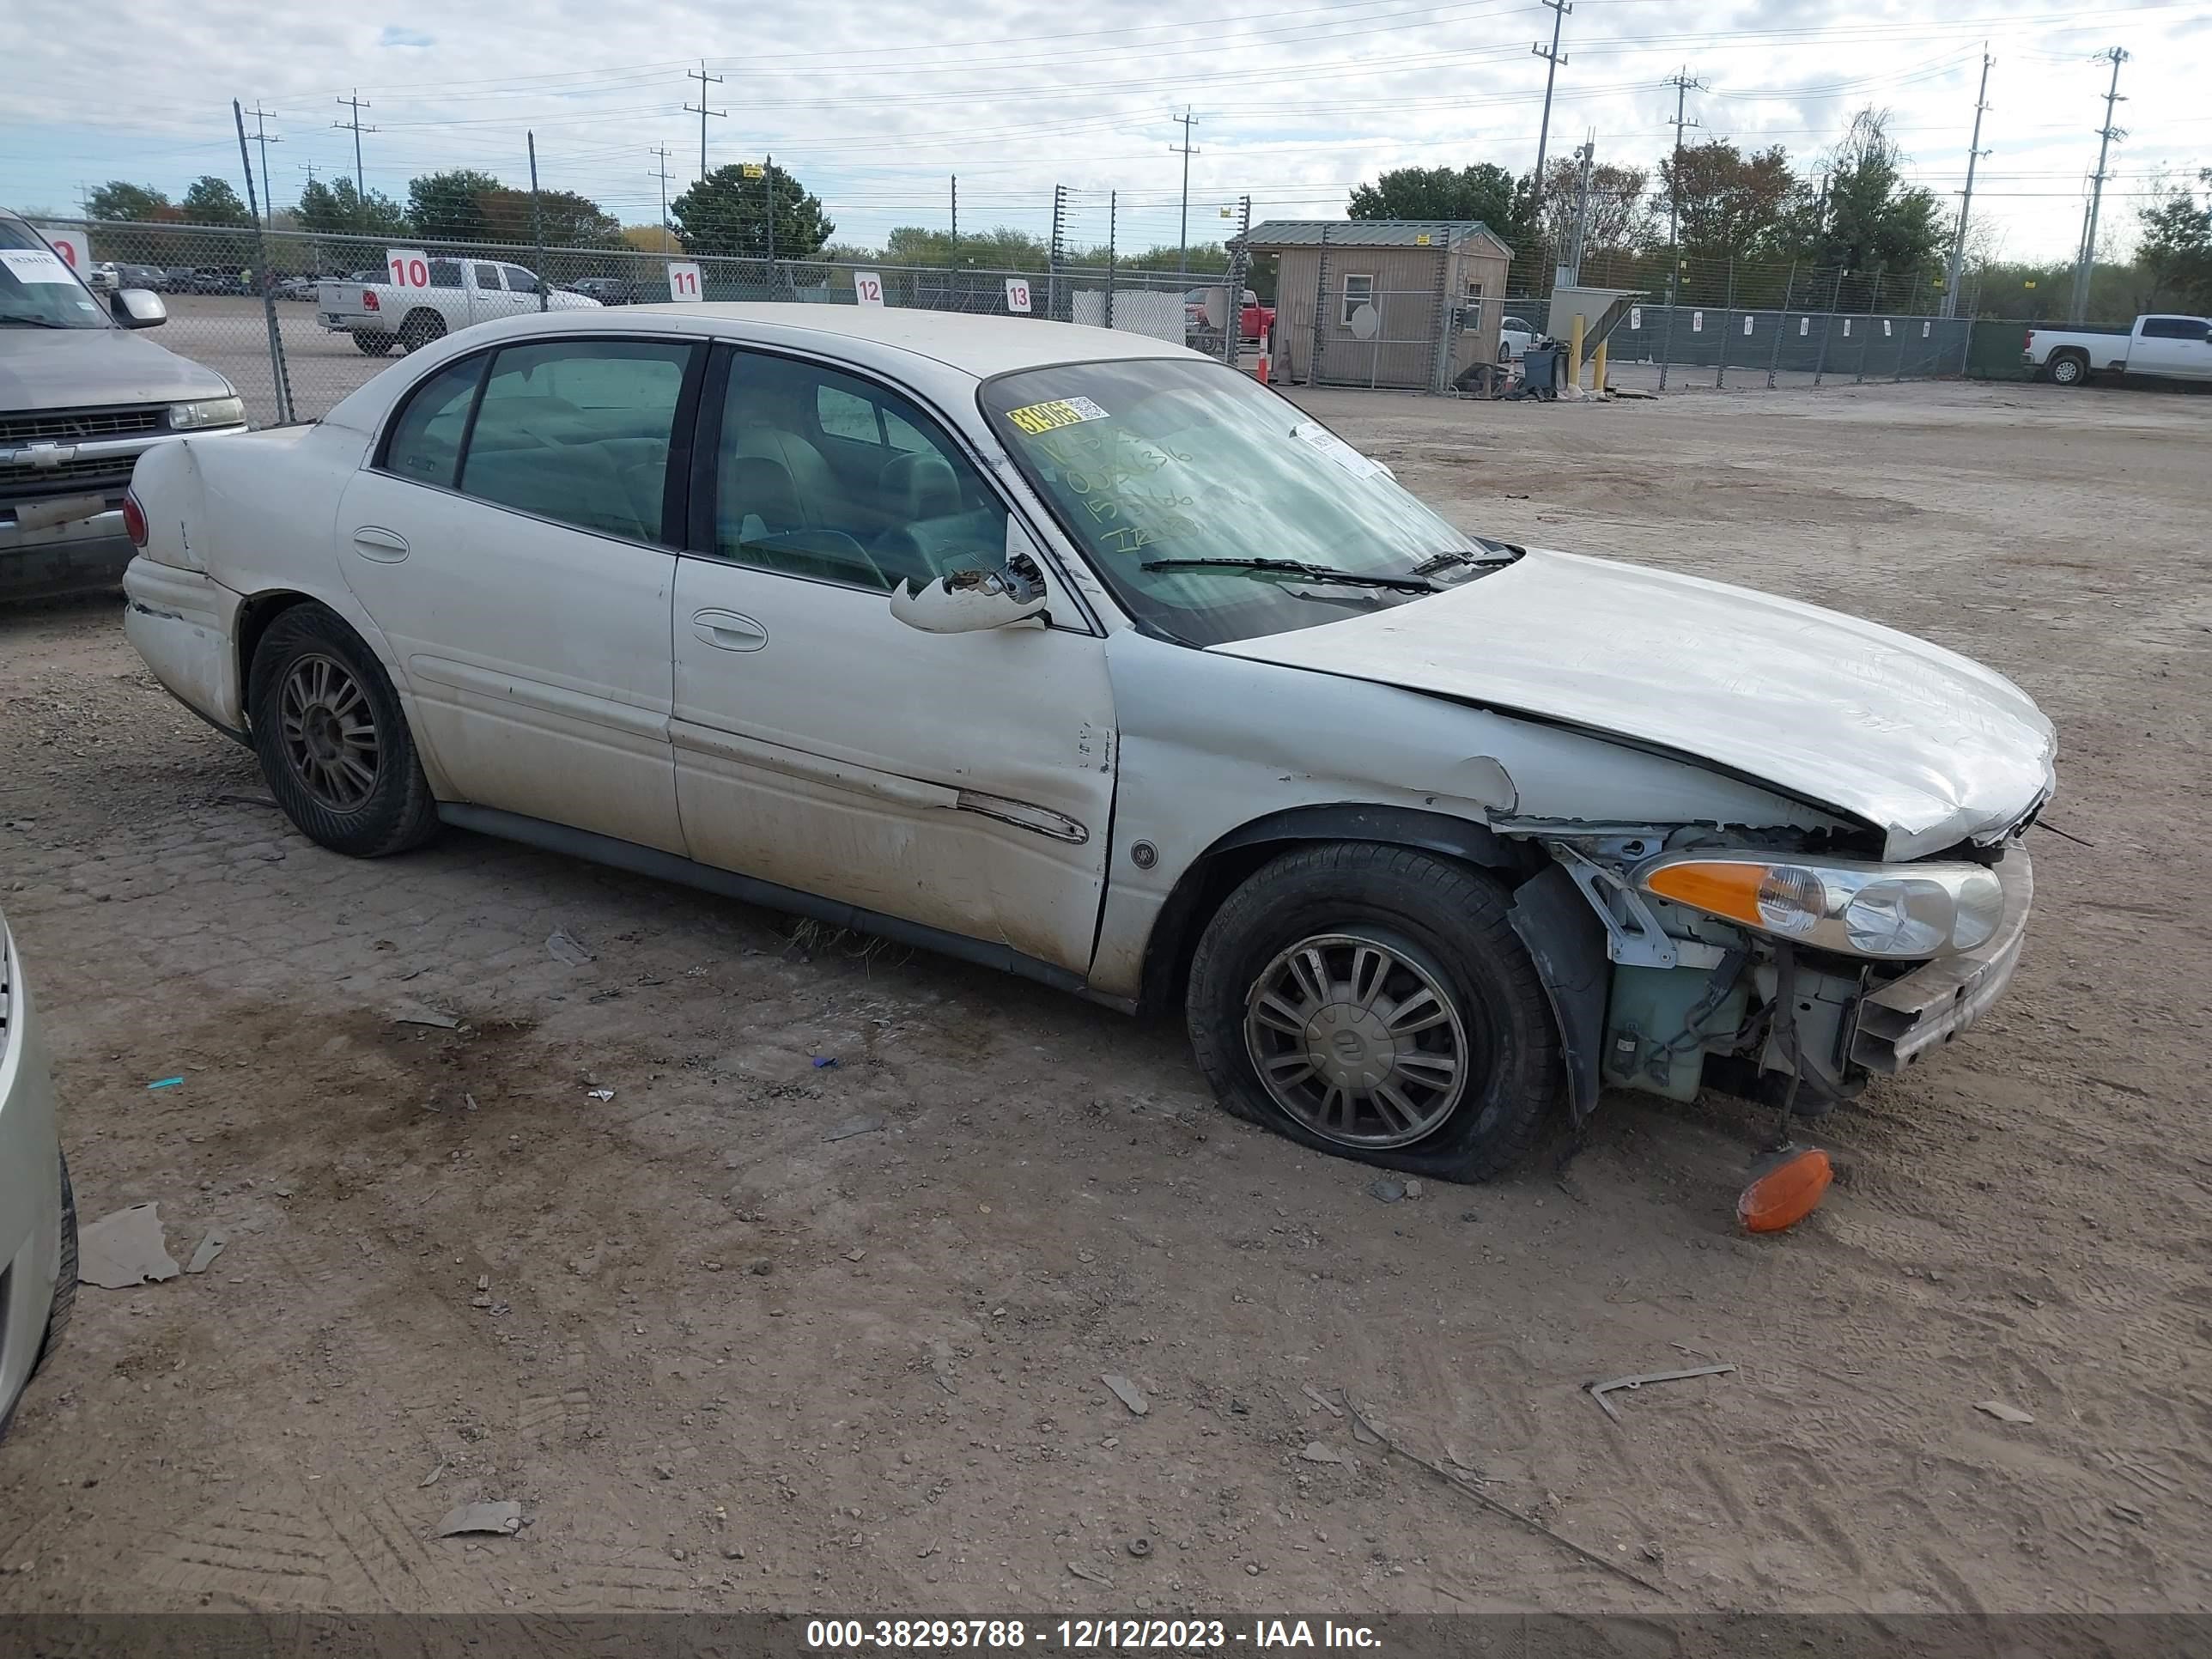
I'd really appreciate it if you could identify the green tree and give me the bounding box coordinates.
[1792,109,1948,278]
[672,162,833,259]
[407,168,507,240]
[2136,168,2212,311]
[1348,164,1521,235]
[86,181,173,222]
[297,177,410,238]
[1532,157,1650,258]
[1660,141,1796,266]
[179,175,253,227]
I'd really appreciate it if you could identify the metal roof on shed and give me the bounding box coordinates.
[1238,220,1506,251]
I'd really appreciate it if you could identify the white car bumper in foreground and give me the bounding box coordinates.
[0,918,66,1430]
[123,557,246,737]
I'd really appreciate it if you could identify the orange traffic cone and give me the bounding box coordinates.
[1254,327,1272,385]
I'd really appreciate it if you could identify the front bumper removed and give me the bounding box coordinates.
[1849,847,2033,1073]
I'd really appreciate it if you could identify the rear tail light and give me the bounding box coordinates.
[363,289,380,311]
[122,491,149,549]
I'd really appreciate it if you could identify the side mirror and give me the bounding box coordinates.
[112,289,167,329]
[890,550,1049,635]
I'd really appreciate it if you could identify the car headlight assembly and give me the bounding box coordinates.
[167,395,245,431]
[1636,852,2005,960]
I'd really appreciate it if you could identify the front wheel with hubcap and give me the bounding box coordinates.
[1186,842,1563,1182]
[249,603,439,858]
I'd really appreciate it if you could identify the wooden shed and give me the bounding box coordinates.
[1239,220,1515,392]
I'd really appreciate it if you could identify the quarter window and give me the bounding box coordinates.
[380,355,487,488]
[1340,273,1375,326]
[716,351,1006,592]
[456,339,693,543]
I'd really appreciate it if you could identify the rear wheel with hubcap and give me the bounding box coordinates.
[1187,842,1562,1182]
[398,310,447,354]
[2047,351,2087,386]
[249,603,439,858]
[354,331,396,356]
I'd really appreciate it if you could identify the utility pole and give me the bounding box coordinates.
[650,146,673,236]
[1529,0,1571,254]
[526,131,550,313]
[1662,67,1705,306]
[2069,46,2128,323]
[1170,107,1200,272]
[684,61,725,183]
[333,91,375,217]
[951,174,958,265]
[1942,47,1992,319]
[246,105,283,228]
[764,154,775,269]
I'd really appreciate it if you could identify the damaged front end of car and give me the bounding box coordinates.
[1523,817,2039,1120]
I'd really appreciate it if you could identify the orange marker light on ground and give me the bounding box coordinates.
[1738,1146,1833,1233]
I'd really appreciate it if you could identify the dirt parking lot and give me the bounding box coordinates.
[1,379,2207,1618]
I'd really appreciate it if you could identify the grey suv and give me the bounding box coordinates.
[2,213,248,599]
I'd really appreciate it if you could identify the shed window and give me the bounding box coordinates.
[1340,273,1375,326]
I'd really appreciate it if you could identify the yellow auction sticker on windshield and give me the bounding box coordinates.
[1006,396,1110,435]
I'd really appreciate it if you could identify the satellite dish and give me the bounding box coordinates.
[1348,302,1380,340]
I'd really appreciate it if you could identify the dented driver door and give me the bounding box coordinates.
[670,347,1116,976]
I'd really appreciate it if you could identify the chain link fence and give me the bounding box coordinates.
[37,219,1209,425]
[40,218,1988,421]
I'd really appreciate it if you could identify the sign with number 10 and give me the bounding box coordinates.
[386,249,431,289]
[667,262,702,301]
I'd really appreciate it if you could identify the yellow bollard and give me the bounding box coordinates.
[1592,338,1608,397]
[1569,311,1586,392]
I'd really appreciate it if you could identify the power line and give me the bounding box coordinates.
[2069,46,2127,323]
[684,60,726,184]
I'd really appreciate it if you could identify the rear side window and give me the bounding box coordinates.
[473,264,504,291]
[428,258,464,289]
[2142,317,2209,341]
[380,355,487,488]
[457,339,694,543]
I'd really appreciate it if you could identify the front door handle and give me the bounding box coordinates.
[350,526,410,562]
[691,608,768,652]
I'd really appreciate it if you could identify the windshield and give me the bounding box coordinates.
[981,357,1501,646]
[0,221,108,329]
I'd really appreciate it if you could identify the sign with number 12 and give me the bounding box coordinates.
[667,262,702,301]
[854,270,885,307]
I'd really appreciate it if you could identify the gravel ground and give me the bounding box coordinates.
[0,378,2206,1617]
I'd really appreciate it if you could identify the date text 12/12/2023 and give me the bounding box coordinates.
[804,1620,1383,1650]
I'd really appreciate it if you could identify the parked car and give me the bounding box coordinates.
[120,307,2053,1184]
[1498,314,1537,362]
[273,276,320,301]
[1,209,248,599]
[159,267,198,294]
[317,258,598,356]
[1184,285,1274,348]
[116,264,166,292]
[85,261,119,294]
[2026,314,2212,386]
[191,267,248,295]
[0,904,76,1441]
[568,276,639,306]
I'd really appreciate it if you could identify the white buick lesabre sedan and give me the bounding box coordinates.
[121,306,2054,1183]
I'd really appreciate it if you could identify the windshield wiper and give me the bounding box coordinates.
[1410,548,1516,577]
[0,316,76,329]
[1140,556,1437,592]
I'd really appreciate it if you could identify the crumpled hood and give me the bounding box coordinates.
[1212,548,2057,860]
[0,325,234,412]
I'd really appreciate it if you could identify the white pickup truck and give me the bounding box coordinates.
[317,253,599,356]
[2025,313,2212,386]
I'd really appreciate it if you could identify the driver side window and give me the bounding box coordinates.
[714,351,1006,593]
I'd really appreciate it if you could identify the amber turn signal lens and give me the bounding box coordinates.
[1737,1146,1833,1233]
[1643,860,1770,926]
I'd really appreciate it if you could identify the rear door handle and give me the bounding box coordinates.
[691,608,768,652]
[350,526,410,562]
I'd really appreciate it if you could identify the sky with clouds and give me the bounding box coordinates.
[1,0,2205,266]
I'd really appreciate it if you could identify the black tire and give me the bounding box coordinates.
[1,1153,76,1443]
[1186,843,1563,1183]
[354,331,396,356]
[398,310,447,354]
[2047,351,2088,386]
[248,603,439,858]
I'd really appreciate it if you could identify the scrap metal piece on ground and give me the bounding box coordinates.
[184,1230,228,1274]
[1588,1363,1737,1423]
[79,1203,180,1289]
[436,1500,522,1537]
[1102,1374,1148,1416]
[1975,1399,2034,1425]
